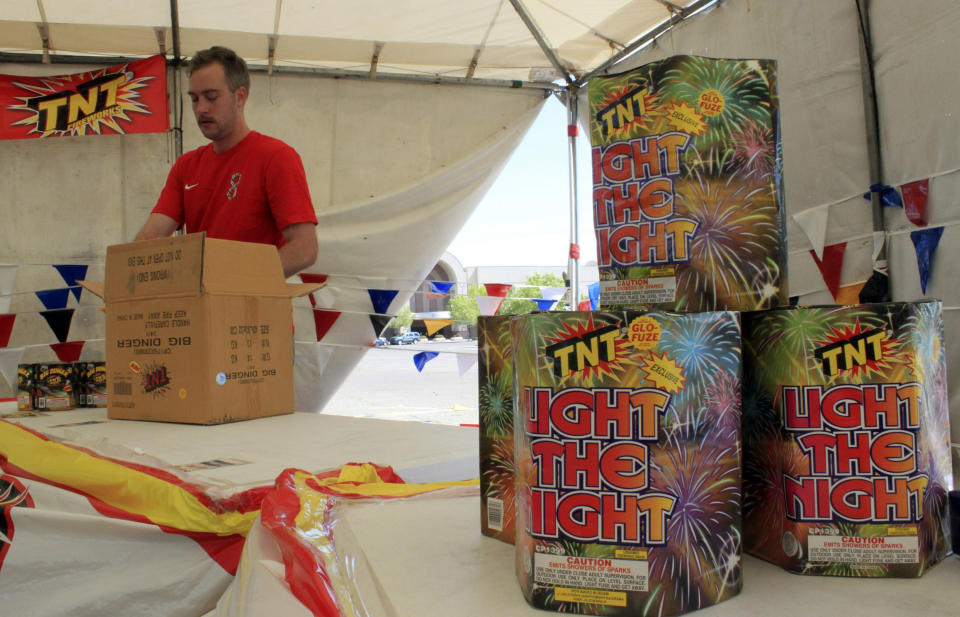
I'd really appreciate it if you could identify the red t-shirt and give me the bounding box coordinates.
[152,131,317,247]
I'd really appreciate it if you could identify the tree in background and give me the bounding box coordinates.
[449,284,484,328]
[499,272,567,315]
[388,305,414,332]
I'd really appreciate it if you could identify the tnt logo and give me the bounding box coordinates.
[142,364,171,396]
[545,325,620,378]
[595,85,649,138]
[814,326,890,377]
[28,72,127,132]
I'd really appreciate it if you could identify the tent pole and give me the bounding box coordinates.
[565,87,581,310]
[169,0,183,160]
[856,0,889,301]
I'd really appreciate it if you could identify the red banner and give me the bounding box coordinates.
[0,55,168,140]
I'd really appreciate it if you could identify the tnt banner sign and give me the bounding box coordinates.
[588,56,787,312]
[0,55,168,139]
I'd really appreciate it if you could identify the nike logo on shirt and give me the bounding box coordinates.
[185,183,199,190]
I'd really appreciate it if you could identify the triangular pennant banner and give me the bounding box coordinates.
[792,207,829,260]
[0,346,25,388]
[0,313,15,348]
[0,265,17,313]
[51,341,85,363]
[484,284,511,298]
[36,288,71,310]
[429,281,455,295]
[588,282,600,310]
[413,351,439,372]
[872,231,885,263]
[368,289,399,315]
[532,298,557,311]
[475,296,503,316]
[457,353,477,377]
[40,308,75,343]
[859,270,889,303]
[835,282,866,305]
[369,314,392,338]
[54,265,89,302]
[809,243,847,301]
[911,226,944,294]
[578,300,592,311]
[900,179,929,227]
[311,309,341,342]
[300,273,330,308]
[863,184,903,207]
[540,286,566,301]
[424,318,452,336]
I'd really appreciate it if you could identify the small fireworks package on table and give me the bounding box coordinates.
[588,55,787,312]
[479,314,519,544]
[513,309,742,616]
[742,302,952,577]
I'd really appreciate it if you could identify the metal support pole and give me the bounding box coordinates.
[566,87,581,310]
[856,0,889,300]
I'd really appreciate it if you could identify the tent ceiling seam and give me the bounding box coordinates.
[509,0,576,85]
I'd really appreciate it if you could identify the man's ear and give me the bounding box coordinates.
[234,85,248,108]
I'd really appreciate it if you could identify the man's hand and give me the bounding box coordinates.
[135,213,180,241]
[279,222,318,278]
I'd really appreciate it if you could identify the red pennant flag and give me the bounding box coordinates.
[0,313,14,347]
[900,179,929,227]
[578,300,592,311]
[50,341,85,363]
[484,284,511,298]
[311,309,340,342]
[300,273,329,308]
[809,242,847,301]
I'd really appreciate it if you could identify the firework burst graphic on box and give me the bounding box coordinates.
[482,437,517,531]
[671,173,782,311]
[479,370,514,439]
[654,312,741,410]
[647,419,742,614]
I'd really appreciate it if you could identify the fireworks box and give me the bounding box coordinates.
[742,302,952,577]
[17,364,34,411]
[479,314,518,544]
[79,233,322,424]
[35,363,77,410]
[588,55,787,312]
[512,309,742,616]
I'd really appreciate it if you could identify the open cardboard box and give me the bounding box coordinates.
[80,233,323,424]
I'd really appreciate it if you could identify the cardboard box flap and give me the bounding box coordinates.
[284,282,326,298]
[201,237,290,296]
[77,280,105,299]
[105,233,204,301]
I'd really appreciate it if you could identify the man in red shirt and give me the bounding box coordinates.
[136,46,318,278]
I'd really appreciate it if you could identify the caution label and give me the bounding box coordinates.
[599,277,676,306]
[807,535,919,564]
[534,553,648,593]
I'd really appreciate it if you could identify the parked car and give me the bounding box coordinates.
[399,331,421,344]
[375,337,388,347]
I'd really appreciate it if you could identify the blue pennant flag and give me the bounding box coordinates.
[413,351,439,372]
[588,282,600,310]
[35,288,71,310]
[428,281,455,294]
[53,265,89,301]
[368,289,399,315]
[862,184,903,208]
[911,226,944,294]
[532,298,557,311]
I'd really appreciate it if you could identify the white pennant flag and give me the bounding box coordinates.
[872,231,886,264]
[457,353,478,377]
[0,346,25,388]
[294,341,335,413]
[540,286,566,301]
[312,285,342,309]
[792,207,829,260]
[475,295,503,316]
[0,264,17,313]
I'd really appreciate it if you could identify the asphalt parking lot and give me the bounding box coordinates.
[321,339,480,425]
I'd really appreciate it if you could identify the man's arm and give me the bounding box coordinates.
[279,222,318,278]
[135,213,180,241]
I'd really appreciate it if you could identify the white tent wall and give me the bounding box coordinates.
[0,61,546,406]
[612,0,960,484]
